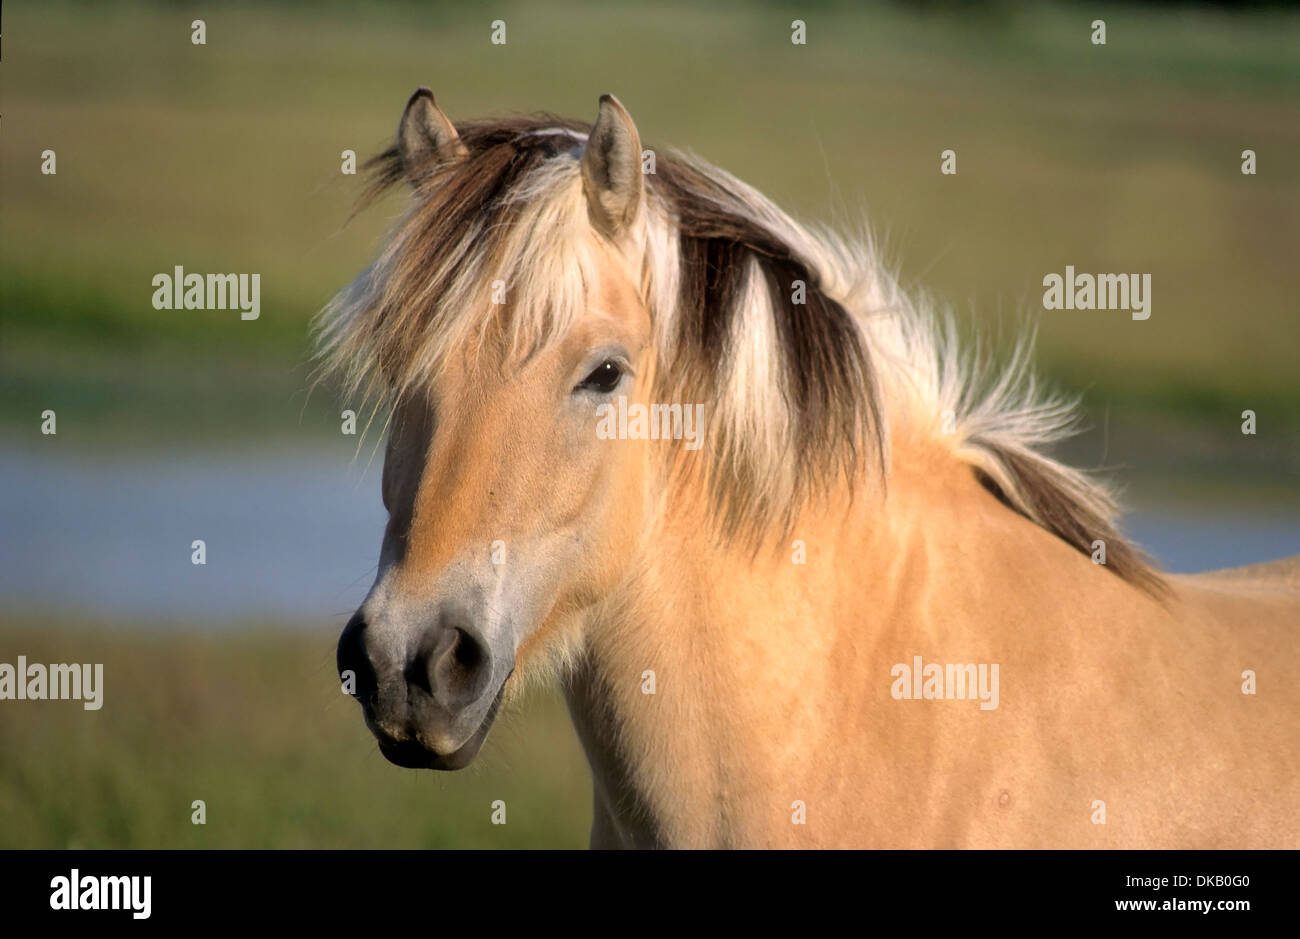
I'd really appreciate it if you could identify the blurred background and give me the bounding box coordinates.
[1,0,1297,848]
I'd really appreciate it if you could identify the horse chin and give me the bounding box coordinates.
[376,680,507,772]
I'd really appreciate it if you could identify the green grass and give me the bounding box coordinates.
[0,625,592,848]
[2,0,1297,439]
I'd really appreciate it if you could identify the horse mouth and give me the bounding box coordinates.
[375,680,507,771]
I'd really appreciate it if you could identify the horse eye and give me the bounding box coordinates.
[576,360,623,394]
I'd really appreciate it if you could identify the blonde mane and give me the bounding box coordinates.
[315,113,1161,592]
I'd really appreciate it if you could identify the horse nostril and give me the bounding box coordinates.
[452,627,484,672]
[434,627,491,707]
[337,611,377,704]
[409,617,492,712]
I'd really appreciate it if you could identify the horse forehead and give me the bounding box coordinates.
[582,242,651,334]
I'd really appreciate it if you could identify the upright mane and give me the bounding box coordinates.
[315,111,1163,593]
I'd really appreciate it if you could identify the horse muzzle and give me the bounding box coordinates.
[337,604,512,770]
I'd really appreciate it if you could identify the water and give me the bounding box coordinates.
[1126,512,1299,576]
[1,446,1296,625]
[1,446,384,625]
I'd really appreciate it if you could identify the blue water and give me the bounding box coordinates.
[1,446,1296,625]
[1,446,384,625]
[1126,513,1298,576]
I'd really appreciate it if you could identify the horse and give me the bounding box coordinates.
[320,89,1299,848]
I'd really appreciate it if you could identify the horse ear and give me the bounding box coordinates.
[581,94,643,238]
[397,88,467,185]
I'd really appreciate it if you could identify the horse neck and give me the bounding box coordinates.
[564,428,1136,847]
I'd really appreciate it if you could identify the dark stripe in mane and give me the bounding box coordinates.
[653,158,883,535]
[974,453,1165,595]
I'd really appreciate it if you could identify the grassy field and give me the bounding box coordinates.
[3,0,1299,440]
[0,625,591,848]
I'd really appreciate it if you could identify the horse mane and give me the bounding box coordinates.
[314,112,1164,595]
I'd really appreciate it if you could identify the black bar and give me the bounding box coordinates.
[2,849,1288,926]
